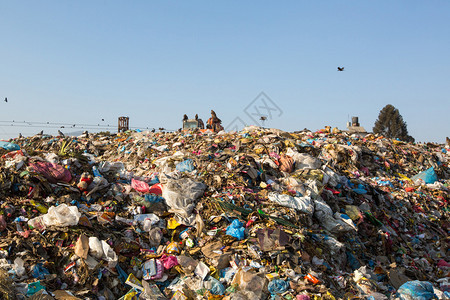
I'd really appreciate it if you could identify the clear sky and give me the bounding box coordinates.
[1,1,449,142]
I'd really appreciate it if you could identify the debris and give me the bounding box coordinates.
[0,127,447,299]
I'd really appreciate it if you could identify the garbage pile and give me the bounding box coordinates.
[0,126,448,300]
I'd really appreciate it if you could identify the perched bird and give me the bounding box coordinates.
[37,130,43,135]
[58,130,65,137]
[158,127,165,131]
[151,128,156,133]
[337,67,345,71]
[4,97,7,102]
[18,133,23,138]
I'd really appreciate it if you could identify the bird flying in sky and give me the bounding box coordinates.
[337,67,344,71]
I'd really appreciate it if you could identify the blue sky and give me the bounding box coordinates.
[1,1,449,142]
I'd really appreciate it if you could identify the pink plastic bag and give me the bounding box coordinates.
[131,178,150,193]
[160,255,178,269]
[30,161,72,183]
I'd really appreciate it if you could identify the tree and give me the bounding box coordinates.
[373,104,414,142]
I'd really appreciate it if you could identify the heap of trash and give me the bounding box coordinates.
[0,126,448,300]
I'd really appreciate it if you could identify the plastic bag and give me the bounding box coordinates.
[268,279,289,295]
[162,177,206,225]
[287,150,321,170]
[268,192,314,215]
[42,204,81,227]
[411,167,438,184]
[176,159,195,172]
[144,194,163,203]
[396,280,437,300]
[160,255,178,269]
[13,257,26,277]
[226,219,245,240]
[142,219,153,232]
[314,199,354,233]
[131,178,150,193]
[204,276,225,295]
[231,268,267,299]
[31,263,50,279]
[0,141,20,151]
[88,237,104,259]
[101,240,118,268]
[26,281,46,297]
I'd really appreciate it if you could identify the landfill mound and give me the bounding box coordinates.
[0,127,448,300]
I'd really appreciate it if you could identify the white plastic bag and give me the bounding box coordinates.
[42,204,81,227]
[88,237,104,259]
[268,192,314,215]
[101,240,118,268]
[13,257,25,277]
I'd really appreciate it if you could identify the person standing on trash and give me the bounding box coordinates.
[207,110,223,132]
[195,114,205,129]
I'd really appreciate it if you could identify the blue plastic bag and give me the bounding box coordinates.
[411,167,438,184]
[31,263,50,279]
[352,183,367,194]
[144,194,163,203]
[176,159,195,172]
[268,279,289,295]
[396,280,437,300]
[226,219,245,240]
[0,141,20,151]
[26,281,46,296]
[206,277,226,295]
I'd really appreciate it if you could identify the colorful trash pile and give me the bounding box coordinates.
[0,126,448,299]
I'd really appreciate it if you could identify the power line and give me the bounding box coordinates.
[0,120,158,130]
